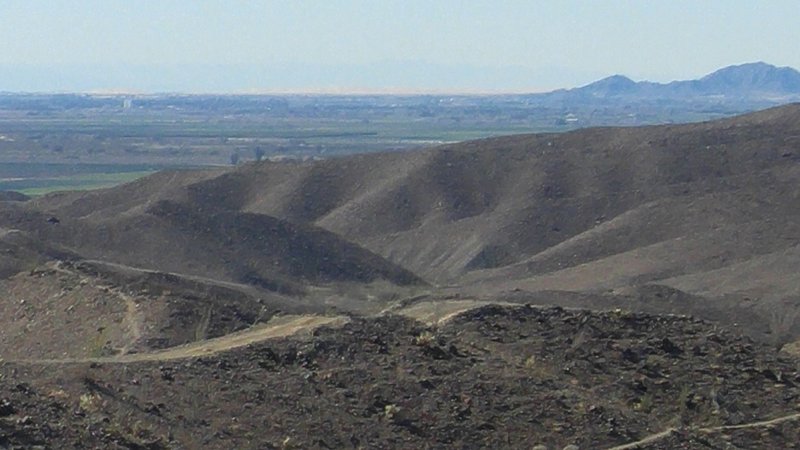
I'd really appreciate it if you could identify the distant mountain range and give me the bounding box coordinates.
[544,62,800,102]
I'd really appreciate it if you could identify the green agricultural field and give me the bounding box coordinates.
[0,164,157,196]
[14,171,155,196]
[0,92,766,194]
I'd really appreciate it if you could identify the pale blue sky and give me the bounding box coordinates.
[0,0,798,92]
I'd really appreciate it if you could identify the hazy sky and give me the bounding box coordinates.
[1,0,798,93]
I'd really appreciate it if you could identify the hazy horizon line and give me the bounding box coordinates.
[0,60,794,97]
[1,86,561,96]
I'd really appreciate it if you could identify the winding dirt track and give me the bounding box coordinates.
[15,297,508,365]
[606,412,800,449]
[8,294,800,448]
[13,315,349,364]
[606,429,677,450]
[395,300,514,325]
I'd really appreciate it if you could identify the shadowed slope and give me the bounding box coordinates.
[2,105,800,449]
[15,104,800,285]
[171,104,800,284]
[4,103,799,346]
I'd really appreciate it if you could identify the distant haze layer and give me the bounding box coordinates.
[0,62,601,94]
[3,62,800,97]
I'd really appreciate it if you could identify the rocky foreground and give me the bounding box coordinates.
[1,305,799,449]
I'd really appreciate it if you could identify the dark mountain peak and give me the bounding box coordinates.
[702,61,782,79]
[698,62,800,93]
[593,74,636,85]
[557,62,800,101]
[581,74,637,95]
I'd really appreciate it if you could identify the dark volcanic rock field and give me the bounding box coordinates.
[2,306,799,449]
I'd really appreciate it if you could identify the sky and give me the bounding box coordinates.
[0,0,798,93]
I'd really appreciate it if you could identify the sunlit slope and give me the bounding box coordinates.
[13,104,800,295]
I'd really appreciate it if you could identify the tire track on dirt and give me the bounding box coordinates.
[11,315,348,364]
[606,412,800,449]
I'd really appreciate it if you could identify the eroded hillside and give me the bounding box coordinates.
[1,104,800,448]
[3,104,797,346]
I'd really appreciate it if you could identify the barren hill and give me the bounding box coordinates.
[2,103,798,346]
[1,104,800,448]
[27,104,800,282]
[1,305,799,449]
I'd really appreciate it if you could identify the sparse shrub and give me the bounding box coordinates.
[414,331,435,347]
[632,392,654,412]
[48,389,70,401]
[87,329,111,358]
[609,307,631,319]
[522,355,554,379]
[768,303,799,349]
[281,436,300,449]
[78,393,102,413]
[383,404,401,420]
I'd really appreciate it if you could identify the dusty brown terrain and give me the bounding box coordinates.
[1,104,800,448]
[1,306,799,449]
[6,104,797,344]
